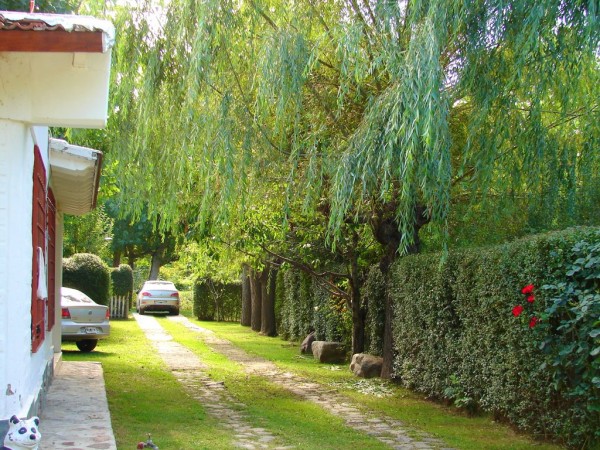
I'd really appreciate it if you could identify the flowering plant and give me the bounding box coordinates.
[512,284,538,328]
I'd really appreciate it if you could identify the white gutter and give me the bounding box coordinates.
[48,138,103,215]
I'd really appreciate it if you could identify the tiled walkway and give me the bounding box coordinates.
[40,361,117,450]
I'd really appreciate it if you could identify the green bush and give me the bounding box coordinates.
[363,264,386,356]
[62,253,110,305]
[193,278,241,321]
[111,264,133,297]
[389,227,600,448]
[278,267,351,346]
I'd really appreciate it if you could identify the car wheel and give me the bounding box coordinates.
[139,308,145,315]
[76,339,98,352]
[169,309,179,316]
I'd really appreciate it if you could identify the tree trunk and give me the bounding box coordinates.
[241,264,252,327]
[112,249,121,268]
[260,264,277,337]
[250,268,262,332]
[148,242,168,280]
[126,246,136,269]
[372,204,429,379]
[348,232,365,354]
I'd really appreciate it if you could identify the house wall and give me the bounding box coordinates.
[0,51,111,128]
[0,122,55,421]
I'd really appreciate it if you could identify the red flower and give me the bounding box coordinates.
[521,284,534,295]
[512,305,524,317]
[529,316,539,328]
[526,294,535,303]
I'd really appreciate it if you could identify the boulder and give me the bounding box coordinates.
[350,353,383,378]
[311,341,346,363]
[300,331,316,354]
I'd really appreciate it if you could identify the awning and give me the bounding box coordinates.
[49,138,103,216]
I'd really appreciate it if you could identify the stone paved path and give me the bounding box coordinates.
[40,361,117,450]
[165,315,455,450]
[134,313,293,449]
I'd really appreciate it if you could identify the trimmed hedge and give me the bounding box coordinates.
[111,264,133,297]
[62,253,111,305]
[388,227,600,447]
[193,278,241,321]
[363,264,386,356]
[277,267,351,347]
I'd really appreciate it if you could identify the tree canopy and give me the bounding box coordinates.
[84,0,598,257]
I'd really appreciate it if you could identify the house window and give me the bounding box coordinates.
[47,189,56,331]
[31,145,46,353]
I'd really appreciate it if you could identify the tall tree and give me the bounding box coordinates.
[90,0,599,371]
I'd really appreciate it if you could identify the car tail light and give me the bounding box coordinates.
[61,308,71,319]
[170,292,179,298]
[141,291,151,297]
[106,309,110,319]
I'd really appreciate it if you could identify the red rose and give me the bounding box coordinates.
[521,284,534,295]
[512,305,524,317]
[526,294,535,303]
[529,316,538,328]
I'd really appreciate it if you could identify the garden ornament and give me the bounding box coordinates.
[136,434,159,449]
[2,415,41,450]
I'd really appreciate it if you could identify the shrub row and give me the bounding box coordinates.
[111,264,134,297]
[386,227,599,448]
[193,278,241,321]
[62,253,111,305]
[63,254,133,306]
[277,267,352,347]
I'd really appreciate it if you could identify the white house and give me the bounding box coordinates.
[0,10,114,436]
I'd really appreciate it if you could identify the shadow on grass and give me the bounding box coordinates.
[61,349,117,358]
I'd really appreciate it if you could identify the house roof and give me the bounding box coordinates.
[49,138,103,216]
[0,11,115,52]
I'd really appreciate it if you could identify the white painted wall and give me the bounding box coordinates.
[0,51,111,128]
[0,121,54,419]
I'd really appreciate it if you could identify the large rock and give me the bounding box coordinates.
[300,331,316,354]
[311,341,347,363]
[350,353,383,378]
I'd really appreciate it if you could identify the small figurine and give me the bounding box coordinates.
[136,433,159,449]
[2,415,41,450]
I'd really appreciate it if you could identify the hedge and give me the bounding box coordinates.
[111,264,133,297]
[193,278,241,321]
[62,253,111,305]
[277,267,351,347]
[387,227,600,448]
[363,264,386,356]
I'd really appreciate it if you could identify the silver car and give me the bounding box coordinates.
[136,280,180,315]
[61,287,110,352]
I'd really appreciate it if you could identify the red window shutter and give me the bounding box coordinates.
[31,145,46,353]
[47,189,56,331]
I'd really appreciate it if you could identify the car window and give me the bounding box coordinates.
[143,281,176,290]
[61,290,94,304]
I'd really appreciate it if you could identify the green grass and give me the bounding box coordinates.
[61,320,233,449]
[158,316,390,449]
[62,316,565,449]
[189,319,564,450]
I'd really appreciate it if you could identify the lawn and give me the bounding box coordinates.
[62,316,564,449]
[184,319,564,450]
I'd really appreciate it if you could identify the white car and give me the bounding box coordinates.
[61,287,110,352]
[136,280,180,315]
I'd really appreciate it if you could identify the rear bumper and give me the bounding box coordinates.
[62,324,110,341]
[140,304,179,312]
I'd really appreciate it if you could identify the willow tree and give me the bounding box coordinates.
[87,0,599,368]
